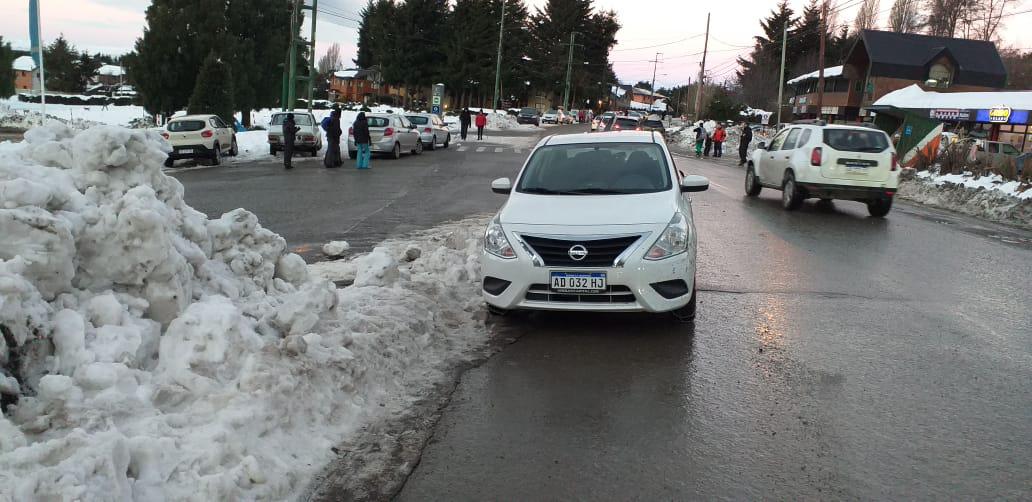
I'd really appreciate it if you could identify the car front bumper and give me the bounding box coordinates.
[481,233,697,313]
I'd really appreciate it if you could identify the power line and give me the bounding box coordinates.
[610,35,705,52]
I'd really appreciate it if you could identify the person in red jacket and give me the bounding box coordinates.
[475,111,488,140]
[713,124,727,158]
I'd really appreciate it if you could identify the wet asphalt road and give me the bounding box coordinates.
[174,126,1032,499]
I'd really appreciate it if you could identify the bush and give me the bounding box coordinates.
[936,142,970,175]
[187,51,235,124]
[993,154,1018,180]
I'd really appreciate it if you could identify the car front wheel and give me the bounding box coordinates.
[781,172,803,210]
[745,164,762,196]
[867,197,893,217]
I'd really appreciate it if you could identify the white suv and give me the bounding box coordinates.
[745,123,899,217]
[481,131,709,320]
[162,114,237,167]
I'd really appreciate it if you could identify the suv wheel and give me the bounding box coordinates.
[745,164,762,197]
[867,197,893,217]
[392,142,401,159]
[210,142,222,166]
[781,172,803,210]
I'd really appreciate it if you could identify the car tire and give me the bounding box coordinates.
[164,157,173,168]
[867,197,893,217]
[210,142,222,166]
[745,164,762,197]
[487,304,509,316]
[671,286,697,323]
[781,171,803,210]
[392,142,401,160]
[413,140,423,155]
[229,137,238,156]
[443,134,450,148]
[428,136,436,151]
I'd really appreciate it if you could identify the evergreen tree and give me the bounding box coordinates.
[737,1,796,110]
[355,0,396,69]
[188,51,235,123]
[703,86,745,121]
[389,0,449,97]
[44,35,82,93]
[0,37,14,98]
[527,0,616,106]
[441,0,495,106]
[76,52,102,90]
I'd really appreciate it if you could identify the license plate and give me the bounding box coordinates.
[550,272,607,293]
[178,148,194,154]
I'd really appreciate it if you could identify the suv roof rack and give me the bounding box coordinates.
[792,119,827,126]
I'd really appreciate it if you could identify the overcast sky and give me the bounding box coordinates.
[3,0,1031,88]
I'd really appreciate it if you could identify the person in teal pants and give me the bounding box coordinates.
[352,112,372,169]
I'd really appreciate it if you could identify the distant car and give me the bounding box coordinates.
[562,110,577,124]
[268,111,322,156]
[405,113,451,150]
[593,112,615,132]
[607,115,642,132]
[746,123,900,217]
[517,107,541,126]
[627,111,643,120]
[162,114,237,167]
[542,109,561,124]
[641,118,666,137]
[347,113,422,159]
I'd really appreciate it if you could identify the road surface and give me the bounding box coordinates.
[173,125,1032,500]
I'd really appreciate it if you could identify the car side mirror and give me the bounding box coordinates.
[491,177,512,194]
[756,141,767,150]
[680,175,709,193]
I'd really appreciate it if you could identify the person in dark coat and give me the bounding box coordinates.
[352,112,372,169]
[459,108,472,140]
[324,109,343,168]
[703,126,713,157]
[739,121,753,166]
[282,113,299,169]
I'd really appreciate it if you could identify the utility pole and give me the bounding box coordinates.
[281,0,318,112]
[492,0,506,111]
[306,0,318,114]
[817,0,827,117]
[776,20,788,125]
[693,12,710,120]
[649,52,662,111]
[562,32,577,111]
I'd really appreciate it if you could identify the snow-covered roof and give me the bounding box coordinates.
[98,64,124,77]
[873,84,1032,110]
[333,69,358,79]
[12,55,35,72]
[631,87,667,99]
[787,65,844,85]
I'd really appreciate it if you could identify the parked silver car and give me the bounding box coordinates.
[405,113,452,150]
[347,113,422,159]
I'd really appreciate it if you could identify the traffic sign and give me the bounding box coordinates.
[431,105,441,114]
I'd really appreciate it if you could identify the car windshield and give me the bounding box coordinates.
[406,116,429,125]
[520,108,537,115]
[167,120,205,132]
[643,120,663,128]
[367,117,390,128]
[517,143,671,195]
[271,114,313,126]
[1001,143,1020,155]
[614,118,639,129]
[823,129,889,152]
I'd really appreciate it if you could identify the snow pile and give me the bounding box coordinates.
[899,170,1032,228]
[444,111,536,132]
[786,65,844,85]
[2,97,149,129]
[0,123,490,499]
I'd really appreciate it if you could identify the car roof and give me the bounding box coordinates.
[544,131,657,145]
[171,114,216,121]
[271,110,314,116]
[614,115,640,119]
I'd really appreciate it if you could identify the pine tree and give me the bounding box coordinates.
[737,1,796,109]
[188,52,235,124]
[355,0,397,69]
[441,0,495,105]
[44,35,82,93]
[528,0,613,104]
[0,37,14,98]
[76,52,102,90]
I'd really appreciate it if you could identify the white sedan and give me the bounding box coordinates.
[481,131,709,320]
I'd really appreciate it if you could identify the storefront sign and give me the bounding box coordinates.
[988,106,1012,123]
[929,109,970,121]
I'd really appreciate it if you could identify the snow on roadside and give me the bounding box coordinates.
[2,97,150,129]
[898,171,1032,229]
[0,123,491,500]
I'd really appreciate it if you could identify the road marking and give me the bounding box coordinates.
[514,148,522,154]
[476,147,487,152]
[710,181,729,190]
[457,147,468,152]
[494,147,504,153]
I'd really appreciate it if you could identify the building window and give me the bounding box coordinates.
[929,64,952,88]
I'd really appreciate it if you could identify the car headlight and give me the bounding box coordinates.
[645,213,689,260]
[484,218,516,259]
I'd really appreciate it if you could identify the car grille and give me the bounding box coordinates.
[519,235,641,267]
[525,284,636,304]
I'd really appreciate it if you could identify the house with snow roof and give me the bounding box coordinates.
[12,55,36,92]
[788,30,1007,122]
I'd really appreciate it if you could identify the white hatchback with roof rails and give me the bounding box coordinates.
[745,122,900,216]
[481,131,709,320]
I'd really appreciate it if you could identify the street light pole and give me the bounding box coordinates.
[693,12,710,120]
[562,32,577,111]
[776,20,788,124]
[492,0,506,111]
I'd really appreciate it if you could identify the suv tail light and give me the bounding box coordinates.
[423,127,432,133]
[891,152,899,171]
[810,147,823,166]
[384,127,395,137]
[201,130,214,138]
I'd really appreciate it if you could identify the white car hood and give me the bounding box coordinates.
[500,192,677,226]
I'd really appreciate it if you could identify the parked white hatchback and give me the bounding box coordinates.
[481,131,709,320]
[746,122,899,216]
[162,114,237,167]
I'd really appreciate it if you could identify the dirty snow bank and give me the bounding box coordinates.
[898,171,1032,229]
[0,123,490,500]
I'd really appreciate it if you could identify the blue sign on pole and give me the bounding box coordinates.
[904,125,913,136]
[431,105,441,115]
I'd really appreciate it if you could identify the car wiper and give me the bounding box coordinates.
[521,187,563,195]
[563,188,632,195]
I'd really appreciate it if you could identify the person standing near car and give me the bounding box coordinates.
[713,124,727,158]
[739,121,753,166]
[282,113,299,169]
[324,108,343,168]
[475,111,487,140]
[693,122,706,158]
[460,108,472,140]
[352,112,372,170]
